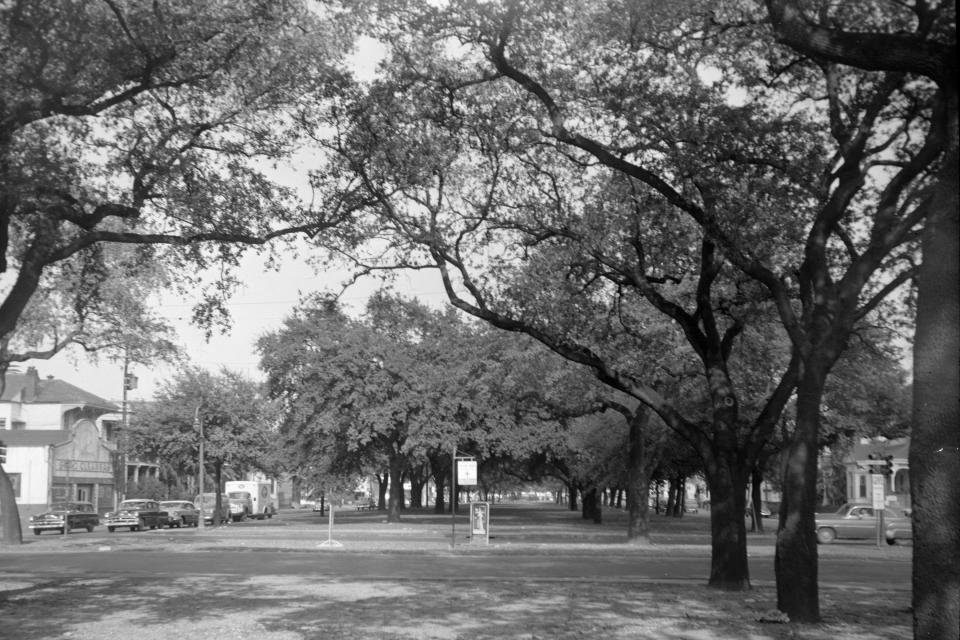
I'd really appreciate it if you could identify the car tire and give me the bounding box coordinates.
[816,527,836,544]
[136,519,146,531]
[33,529,41,536]
[86,524,95,533]
[108,526,115,533]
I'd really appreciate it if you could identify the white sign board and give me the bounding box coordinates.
[457,460,477,486]
[872,475,885,509]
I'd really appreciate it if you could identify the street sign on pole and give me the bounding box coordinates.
[457,460,477,486]
[451,450,477,550]
[871,475,885,509]
[872,474,885,547]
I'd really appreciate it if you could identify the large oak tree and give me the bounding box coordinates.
[0,0,357,544]
[344,0,942,622]
[764,1,957,634]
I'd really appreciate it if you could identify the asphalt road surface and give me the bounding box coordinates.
[0,544,910,590]
[3,504,912,589]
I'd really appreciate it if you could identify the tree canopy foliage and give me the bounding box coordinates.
[291,0,949,619]
[259,293,519,521]
[127,366,279,528]
[0,0,355,370]
[0,0,359,543]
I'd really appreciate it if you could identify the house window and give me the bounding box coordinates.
[858,475,867,499]
[102,420,119,441]
[0,418,5,429]
[11,420,26,430]
[9,473,20,498]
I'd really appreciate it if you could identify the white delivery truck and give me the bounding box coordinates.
[224,480,275,520]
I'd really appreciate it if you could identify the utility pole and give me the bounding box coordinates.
[195,405,205,531]
[119,356,131,506]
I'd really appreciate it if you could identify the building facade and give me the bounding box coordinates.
[0,367,155,521]
[844,437,910,508]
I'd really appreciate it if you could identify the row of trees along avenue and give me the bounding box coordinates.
[302,0,956,632]
[0,2,954,636]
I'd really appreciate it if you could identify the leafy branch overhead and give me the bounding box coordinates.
[0,0,358,365]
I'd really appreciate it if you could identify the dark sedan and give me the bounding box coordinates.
[159,501,200,528]
[28,501,99,535]
[103,499,168,532]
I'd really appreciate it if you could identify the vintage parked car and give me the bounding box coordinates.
[103,499,168,532]
[885,511,913,545]
[815,503,910,544]
[159,501,200,528]
[194,493,231,524]
[28,501,99,535]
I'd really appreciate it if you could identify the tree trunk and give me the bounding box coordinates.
[626,468,652,543]
[751,466,765,533]
[291,475,302,505]
[665,478,676,516]
[704,459,750,590]
[0,466,23,545]
[582,486,602,524]
[387,453,403,523]
[775,361,827,622]
[431,465,446,514]
[408,469,427,509]
[566,481,578,511]
[911,139,960,640]
[376,472,388,510]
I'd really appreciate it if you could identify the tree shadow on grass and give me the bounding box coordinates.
[0,573,910,640]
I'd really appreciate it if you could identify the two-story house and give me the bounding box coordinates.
[1,366,135,520]
[844,437,910,508]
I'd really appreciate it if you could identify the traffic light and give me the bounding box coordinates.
[0,440,6,465]
[866,452,894,475]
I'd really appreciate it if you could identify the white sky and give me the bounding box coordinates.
[22,254,449,404]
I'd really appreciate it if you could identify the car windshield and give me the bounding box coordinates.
[228,492,250,499]
[119,501,149,509]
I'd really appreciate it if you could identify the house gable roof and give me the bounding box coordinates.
[849,437,909,461]
[2,368,119,412]
[0,430,72,446]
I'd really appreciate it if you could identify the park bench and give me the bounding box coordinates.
[356,501,377,512]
